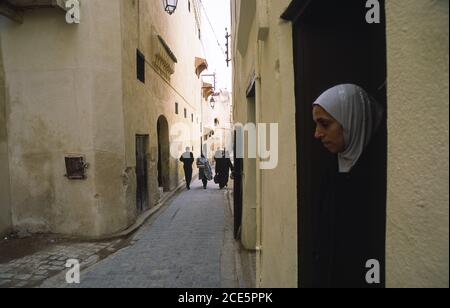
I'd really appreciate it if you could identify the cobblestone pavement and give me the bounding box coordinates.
[0,239,125,288]
[42,178,238,288]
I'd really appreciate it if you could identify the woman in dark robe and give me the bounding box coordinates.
[180,147,194,190]
[214,150,234,190]
[197,154,212,189]
[312,84,385,288]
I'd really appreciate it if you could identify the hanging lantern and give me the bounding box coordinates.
[210,96,216,109]
[163,0,178,15]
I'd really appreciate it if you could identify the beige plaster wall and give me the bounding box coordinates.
[89,0,205,234]
[232,0,258,253]
[386,0,449,288]
[120,0,204,210]
[0,0,127,237]
[232,0,298,288]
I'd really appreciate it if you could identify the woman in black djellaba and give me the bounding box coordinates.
[214,150,234,190]
[312,84,385,288]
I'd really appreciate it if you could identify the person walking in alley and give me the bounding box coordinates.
[312,84,385,288]
[197,154,213,189]
[180,147,194,190]
[214,150,234,190]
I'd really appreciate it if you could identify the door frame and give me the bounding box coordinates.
[283,0,388,287]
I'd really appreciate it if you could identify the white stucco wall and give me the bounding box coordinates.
[386,0,449,288]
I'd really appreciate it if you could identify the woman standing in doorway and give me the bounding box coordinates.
[312,84,385,288]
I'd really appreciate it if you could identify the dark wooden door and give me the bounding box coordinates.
[233,130,244,240]
[136,135,149,213]
[285,0,388,287]
[157,121,163,188]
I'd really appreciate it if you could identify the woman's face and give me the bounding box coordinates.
[313,105,346,154]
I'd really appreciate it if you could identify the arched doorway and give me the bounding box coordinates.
[157,116,170,192]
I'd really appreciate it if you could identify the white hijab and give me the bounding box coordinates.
[313,84,384,173]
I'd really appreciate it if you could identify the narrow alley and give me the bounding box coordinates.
[41,178,241,288]
[0,0,448,290]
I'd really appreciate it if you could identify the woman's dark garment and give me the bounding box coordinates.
[180,153,194,189]
[197,157,212,189]
[201,178,208,189]
[215,157,234,189]
[313,136,385,288]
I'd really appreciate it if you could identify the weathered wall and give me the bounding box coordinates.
[386,0,449,288]
[0,0,127,237]
[0,37,12,237]
[232,0,298,288]
[120,0,204,210]
[0,0,205,238]
[89,0,128,236]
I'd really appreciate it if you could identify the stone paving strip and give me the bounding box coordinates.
[0,240,124,288]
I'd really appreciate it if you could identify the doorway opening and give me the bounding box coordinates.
[157,115,170,192]
[233,129,243,240]
[284,0,388,287]
[136,135,149,213]
[245,93,257,247]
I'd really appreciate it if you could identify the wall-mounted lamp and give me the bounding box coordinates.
[163,0,178,15]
